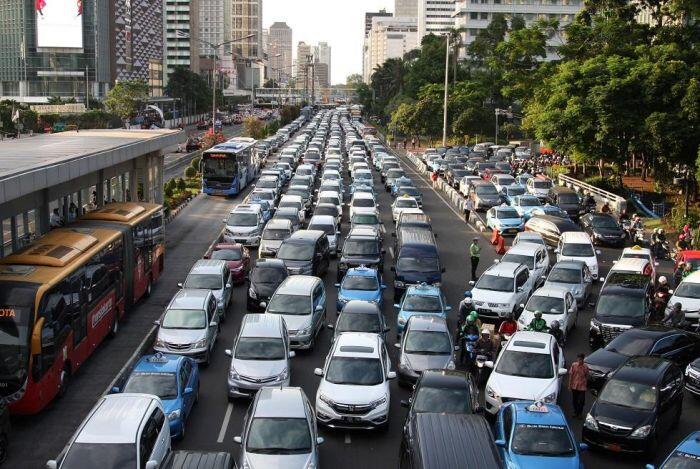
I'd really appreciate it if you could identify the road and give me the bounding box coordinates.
[12,136,699,469]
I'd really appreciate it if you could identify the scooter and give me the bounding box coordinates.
[460,333,480,366]
[475,354,490,385]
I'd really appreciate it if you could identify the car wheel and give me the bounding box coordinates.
[203,351,210,366]
[109,314,119,338]
[145,277,153,298]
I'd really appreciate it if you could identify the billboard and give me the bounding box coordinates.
[36,0,84,49]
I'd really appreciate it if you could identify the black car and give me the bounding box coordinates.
[583,356,684,455]
[445,166,470,188]
[547,186,584,220]
[400,370,480,423]
[585,326,700,391]
[246,259,288,311]
[337,228,384,281]
[685,357,700,397]
[580,213,626,246]
[524,215,582,246]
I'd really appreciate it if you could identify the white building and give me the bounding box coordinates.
[363,16,419,83]
[396,0,419,17]
[417,0,456,39]
[268,21,293,83]
[230,0,263,91]
[454,0,583,60]
[315,42,332,86]
[199,0,227,58]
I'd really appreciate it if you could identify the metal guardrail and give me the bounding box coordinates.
[557,174,627,214]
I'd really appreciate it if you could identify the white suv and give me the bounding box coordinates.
[556,231,600,279]
[349,192,378,220]
[500,242,550,290]
[470,262,533,322]
[223,205,264,246]
[314,332,395,430]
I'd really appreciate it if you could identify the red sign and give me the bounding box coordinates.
[0,309,16,319]
[206,153,231,159]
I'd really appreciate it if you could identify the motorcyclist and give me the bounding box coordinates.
[526,311,549,332]
[677,234,690,252]
[475,328,496,361]
[631,214,643,230]
[584,193,596,211]
[601,202,611,214]
[653,276,671,319]
[549,320,564,346]
[498,312,518,338]
[674,262,686,287]
[618,209,629,223]
[459,312,482,364]
[663,302,688,329]
[458,291,474,325]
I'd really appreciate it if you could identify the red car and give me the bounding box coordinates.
[204,243,250,283]
[675,250,700,272]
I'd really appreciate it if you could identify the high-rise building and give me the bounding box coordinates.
[417,0,455,39]
[268,22,293,83]
[296,41,313,89]
[315,42,331,86]
[164,0,200,80]
[262,28,269,54]
[453,0,583,60]
[199,0,228,58]
[0,0,111,103]
[314,62,329,89]
[231,0,263,58]
[364,9,393,36]
[395,0,418,17]
[363,10,393,81]
[363,16,419,83]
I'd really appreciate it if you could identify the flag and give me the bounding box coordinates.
[77,0,82,15]
[11,110,20,123]
[35,0,46,15]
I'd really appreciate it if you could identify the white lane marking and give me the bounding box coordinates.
[345,433,351,444]
[217,402,234,443]
[389,247,395,259]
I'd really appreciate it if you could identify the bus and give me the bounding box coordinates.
[201,137,258,196]
[0,202,165,414]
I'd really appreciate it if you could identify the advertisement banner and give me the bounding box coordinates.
[36,0,84,49]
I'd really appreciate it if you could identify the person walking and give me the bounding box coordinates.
[411,137,416,149]
[469,237,481,282]
[464,198,475,224]
[569,353,589,419]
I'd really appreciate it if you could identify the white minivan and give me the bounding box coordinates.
[556,231,600,279]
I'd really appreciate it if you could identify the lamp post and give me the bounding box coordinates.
[442,34,450,147]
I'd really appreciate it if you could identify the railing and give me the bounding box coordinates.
[557,174,627,214]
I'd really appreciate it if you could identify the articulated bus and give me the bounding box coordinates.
[0,202,165,414]
[201,137,258,196]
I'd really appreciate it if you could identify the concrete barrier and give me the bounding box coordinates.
[558,174,627,214]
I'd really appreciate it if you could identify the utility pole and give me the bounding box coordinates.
[85,65,89,108]
[442,34,450,147]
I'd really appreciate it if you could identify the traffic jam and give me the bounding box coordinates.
[29,108,700,468]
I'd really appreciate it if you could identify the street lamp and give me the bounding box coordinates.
[442,34,450,147]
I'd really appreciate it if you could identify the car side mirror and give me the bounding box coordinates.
[446,306,452,311]
[153,320,160,326]
[668,289,674,294]
[259,301,267,309]
[315,305,324,312]
[595,250,602,255]
[316,436,325,446]
[46,461,58,469]
[599,277,605,283]
[327,323,335,330]
[495,439,506,448]
[517,287,524,292]
[554,248,560,253]
[580,443,589,452]
[184,386,193,394]
[387,371,397,380]
[222,218,228,223]
[558,368,568,376]
[645,465,654,469]
[454,345,460,352]
[225,349,232,357]
[383,326,391,333]
[314,368,324,377]
[226,283,232,289]
[289,351,296,358]
[400,399,409,408]
[145,462,158,469]
[177,282,184,288]
[111,386,120,393]
[485,360,494,369]
[210,321,217,327]
[334,283,340,288]
[234,436,242,444]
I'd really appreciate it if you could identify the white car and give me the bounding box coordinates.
[556,231,600,279]
[470,262,534,322]
[518,285,579,339]
[526,176,554,200]
[513,231,546,247]
[667,270,700,323]
[617,245,658,285]
[317,191,343,218]
[484,331,567,414]
[500,242,550,290]
[349,192,378,220]
[279,194,306,224]
[314,332,395,430]
[459,176,482,197]
[353,169,374,185]
[490,174,516,193]
[391,196,420,222]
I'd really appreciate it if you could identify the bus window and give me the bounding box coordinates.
[203,157,237,178]
[149,212,165,245]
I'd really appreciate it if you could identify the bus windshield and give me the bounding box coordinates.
[203,156,237,181]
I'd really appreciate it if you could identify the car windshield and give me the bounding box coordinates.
[258,180,277,188]
[352,214,379,225]
[387,170,405,178]
[123,372,178,399]
[319,197,340,206]
[476,185,498,195]
[548,267,581,284]
[252,267,286,284]
[337,312,381,333]
[246,417,312,454]
[497,209,520,219]
[61,443,136,469]
[599,379,657,410]
[184,274,223,290]
[507,187,526,196]
[660,453,700,469]
[404,331,451,354]
[343,275,379,291]
[308,223,335,236]
[343,240,379,256]
[227,213,258,226]
[606,334,656,356]
[502,253,534,269]
[413,385,471,414]
[596,294,645,318]
[279,202,301,211]
[326,357,383,385]
[562,243,594,257]
[495,350,553,379]
[396,199,418,208]
[161,309,206,329]
[527,296,564,314]
[519,197,541,207]
[267,294,309,316]
[476,274,514,292]
[353,199,375,207]
[211,249,242,261]
[277,243,314,261]
[592,216,619,229]
[512,424,575,456]
[263,229,290,241]
[534,180,553,189]
[235,337,285,360]
[403,295,442,312]
[674,282,700,299]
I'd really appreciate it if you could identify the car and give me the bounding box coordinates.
[314,332,396,430]
[580,213,626,246]
[350,212,383,239]
[525,215,582,246]
[515,173,533,186]
[529,204,571,220]
[249,188,278,211]
[234,387,323,469]
[664,269,700,325]
[499,184,527,205]
[513,231,546,247]
[204,243,250,284]
[490,174,516,193]
[395,187,423,207]
[685,357,700,397]
[258,219,293,259]
[394,283,451,335]
[445,166,470,188]
[114,353,199,440]
[619,245,659,282]
[468,180,501,211]
[651,430,700,469]
[307,215,340,256]
[518,285,579,340]
[486,205,524,235]
[395,315,456,387]
[583,356,684,456]
[547,186,584,219]
[223,205,264,246]
[459,175,483,197]
[265,275,326,350]
[349,192,378,220]
[556,231,600,279]
[399,369,480,421]
[335,266,385,311]
[585,326,700,392]
[46,394,171,469]
[471,262,533,323]
[484,331,567,415]
[255,176,281,199]
[225,314,294,398]
[544,260,593,306]
[385,168,407,191]
[353,169,374,186]
[313,202,342,227]
[316,191,342,218]
[526,176,553,201]
[495,401,586,469]
[392,196,420,222]
[279,195,306,224]
[500,242,550,291]
[246,258,288,312]
[390,176,414,196]
[337,227,384,281]
[329,300,389,342]
[180,260,233,319]
[510,195,543,220]
[276,230,330,277]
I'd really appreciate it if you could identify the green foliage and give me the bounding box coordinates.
[105,80,149,121]
[176,178,186,193]
[279,105,300,126]
[164,66,213,114]
[185,166,197,178]
[191,157,201,172]
[164,185,174,198]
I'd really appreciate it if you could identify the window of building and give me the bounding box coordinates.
[470,12,478,19]
[480,12,489,19]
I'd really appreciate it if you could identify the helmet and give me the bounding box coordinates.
[467,312,478,324]
[550,320,560,330]
[659,228,664,234]
[464,290,473,298]
[673,302,682,312]
[481,328,490,336]
[653,228,659,234]
[534,311,543,318]
[659,276,667,285]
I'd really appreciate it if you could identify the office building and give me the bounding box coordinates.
[364,9,393,35]
[363,16,419,83]
[314,62,330,88]
[315,42,331,86]
[164,0,200,80]
[231,0,263,58]
[268,21,293,83]
[418,0,456,39]
[199,0,228,59]
[396,0,418,17]
[296,41,313,89]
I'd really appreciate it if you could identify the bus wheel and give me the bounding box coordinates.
[0,432,8,463]
[145,278,153,298]
[58,366,70,398]
[109,316,119,338]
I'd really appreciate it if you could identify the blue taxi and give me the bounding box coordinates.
[486,204,524,235]
[390,176,414,197]
[335,266,385,311]
[495,401,586,469]
[649,430,700,469]
[394,283,451,335]
[113,353,199,440]
[511,195,543,220]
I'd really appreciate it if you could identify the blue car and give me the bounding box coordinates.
[335,266,385,311]
[246,199,273,222]
[394,283,451,335]
[649,430,700,469]
[486,205,524,235]
[530,203,571,220]
[390,176,414,196]
[114,353,199,440]
[496,401,586,469]
[511,194,542,220]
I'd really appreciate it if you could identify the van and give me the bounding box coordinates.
[391,229,443,301]
[223,205,264,246]
[556,231,600,279]
[307,215,340,256]
[259,218,293,258]
[547,186,583,219]
[277,230,330,276]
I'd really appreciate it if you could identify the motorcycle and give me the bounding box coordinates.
[475,354,489,385]
[652,290,671,321]
[460,333,480,366]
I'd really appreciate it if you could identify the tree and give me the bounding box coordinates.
[164,66,213,114]
[243,116,265,139]
[104,80,149,125]
[346,74,363,87]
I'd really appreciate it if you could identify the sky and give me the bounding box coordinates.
[263,0,393,85]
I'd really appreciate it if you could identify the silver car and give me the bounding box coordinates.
[179,259,232,320]
[234,387,323,469]
[395,315,456,387]
[307,214,340,256]
[226,314,295,399]
[543,260,593,306]
[154,289,219,364]
[259,218,293,258]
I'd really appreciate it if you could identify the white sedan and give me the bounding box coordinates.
[391,196,420,222]
[517,285,578,340]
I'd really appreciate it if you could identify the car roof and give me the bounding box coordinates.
[505,243,541,256]
[318,191,341,198]
[552,260,586,270]
[308,215,336,225]
[169,289,211,309]
[419,369,469,389]
[485,261,523,277]
[133,353,184,374]
[621,246,652,257]
[277,275,319,294]
[241,314,283,338]
[681,270,700,284]
[348,227,379,238]
[560,231,592,243]
[254,387,307,419]
[346,266,379,277]
[341,300,382,315]
[615,325,691,342]
[253,258,286,269]
[76,394,157,444]
[188,259,226,275]
[265,218,293,230]
[288,229,324,241]
[506,331,552,354]
[530,284,570,299]
[609,257,651,274]
[675,430,700,455]
[352,192,374,199]
[613,356,672,385]
[333,332,380,357]
[515,231,544,242]
[406,315,449,332]
[510,401,568,426]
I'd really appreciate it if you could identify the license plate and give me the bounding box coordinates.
[342,416,361,423]
[478,308,492,315]
[606,443,622,452]
[214,190,225,196]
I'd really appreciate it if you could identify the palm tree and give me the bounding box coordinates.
[448,28,467,85]
[370,57,405,104]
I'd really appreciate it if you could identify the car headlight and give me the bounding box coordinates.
[630,424,652,438]
[168,409,181,421]
[542,391,557,403]
[229,368,240,380]
[304,461,317,469]
[298,326,311,335]
[338,295,348,304]
[584,413,598,431]
[590,320,600,332]
[248,287,257,299]
[319,393,334,406]
[217,300,224,309]
[370,395,388,408]
[486,385,499,399]
[394,280,405,288]
[194,338,208,349]
[155,337,165,347]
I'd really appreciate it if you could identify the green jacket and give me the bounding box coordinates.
[527,317,548,332]
[469,243,481,258]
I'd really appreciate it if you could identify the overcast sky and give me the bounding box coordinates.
[263,0,393,85]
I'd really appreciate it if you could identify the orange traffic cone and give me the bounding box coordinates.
[495,235,507,255]
[491,228,499,245]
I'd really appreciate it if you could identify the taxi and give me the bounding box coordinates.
[495,401,586,469]
[650,430,700,469]
[618,245,658,284]
[112,353,199,440]
[335,266,386,311]
[486,204,524,235]
[392,195,421,222]
[394,283,451,335]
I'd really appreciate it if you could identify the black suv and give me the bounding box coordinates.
[337,227,384,281]
[246,259,288,311]
[546,186,583,219]
[580,213,626,246]
[583,356,684,456]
